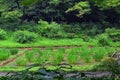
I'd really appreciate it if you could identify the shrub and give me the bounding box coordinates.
[0,49,10,61]
[100,57,120,74]
[1,10,23,22]
[0,28,7,40]
[97,34,110,46]
[105,28,120,42]
[13,31,38,43]
[35,20,65,38]
[80,34,90,42]
[67,33,75,39]
[61,22,102,36]
[9,48,18,55]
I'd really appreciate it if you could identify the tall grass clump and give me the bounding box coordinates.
[45,47,54,51]
[9,48,18,55]
[16,58,27,66]
[25,50,35,62]
[57,48,66,53]
[35,50,48,65]
[67,48,79,64]
[79,46,92,63]
[0,28,7,40]
[52,51,64,65]
[92,47,107,62]
[0,49,10,61]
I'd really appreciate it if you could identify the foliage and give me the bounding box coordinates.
[105,28,120,42]
[1,10,23,22]
[9,48,18,55]
[66,1,91,17]
[99,57,120,74]
[16,58,27,66]
[61,22,103,37]
[13,30,38,43]
[0,49,10,61]
[93,0,120,10]
[36,20,65,38]
[0,28,7,40]
[80,34,90,42]
[97,34,110,46]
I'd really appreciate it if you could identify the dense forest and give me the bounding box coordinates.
[0,0,120,30]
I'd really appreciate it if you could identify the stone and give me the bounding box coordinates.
[111,51,120,65]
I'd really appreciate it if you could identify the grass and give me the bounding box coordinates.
[0,38,97,47]
[0,49,10,61]
[16,57,27,66]
[92,47,107,61]
[25,50,35,62]
[67,48,79,64]
[52,51,64,65]
[9,48,18,55]
[79,46,92,63]
[0,37,119,47]
[0,46,119,72]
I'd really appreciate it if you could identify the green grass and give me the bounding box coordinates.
[0,37,119,47]
[0,49,11,61]
[0,38,97,47]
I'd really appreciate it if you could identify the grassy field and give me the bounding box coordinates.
[0,38,119,47]
[0,38,97,47]
[0,46,119,72]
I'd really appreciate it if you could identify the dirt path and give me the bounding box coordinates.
[0,45,94,49]
[0,48,32,67]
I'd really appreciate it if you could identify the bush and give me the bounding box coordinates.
[35,20,65,38]
[100,57,120,74]
[0,28,7,40]
[61,22,102,36]
[0,49,10,61]
[105,28,120,42]
[97,34,110,46]
[80,34,90,42]
[13,31,38,44]
[1,10,23,22]
[9,48,18,55]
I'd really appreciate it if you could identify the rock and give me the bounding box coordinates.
[111,51,120,64]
